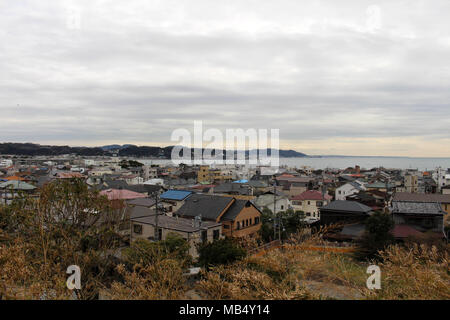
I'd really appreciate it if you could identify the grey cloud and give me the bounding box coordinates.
[1,1,450,154]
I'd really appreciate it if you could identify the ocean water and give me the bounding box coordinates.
[138,157,450,171]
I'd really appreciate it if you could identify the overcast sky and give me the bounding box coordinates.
[1,0,450,156]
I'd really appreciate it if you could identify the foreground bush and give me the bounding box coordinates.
[197,238,246,268]
[369,243,450,300]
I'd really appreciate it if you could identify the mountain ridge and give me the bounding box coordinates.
[0,143,308,158]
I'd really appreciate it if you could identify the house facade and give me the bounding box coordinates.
[130,209,222,258]
[391,201,446,238]
[335,181,365,201]
[291,190,332,221]
[176,194,261,238]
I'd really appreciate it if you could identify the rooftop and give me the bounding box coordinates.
[291,190,332,201]
[99,188,147,201]
[320,200,373,213]
[131,214,221,232]
[393,192,450,203]
[177,194,234,221]
[392,201,445,216]
[160,190,192,201]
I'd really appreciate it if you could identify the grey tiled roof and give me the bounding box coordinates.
[127,206,156,219]
[131,214,221,232]
[213,182,252,195]
[320,200,372,213]
[127,198,156,207]
[392,201,445,215]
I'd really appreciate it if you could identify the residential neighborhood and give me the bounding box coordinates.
[1,156,449,246]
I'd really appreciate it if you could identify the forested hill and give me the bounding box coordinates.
[0,143,307,158]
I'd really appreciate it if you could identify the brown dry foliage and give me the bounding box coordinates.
[365,243,450,300]
[197,229,449,300]
[109,259,186,300]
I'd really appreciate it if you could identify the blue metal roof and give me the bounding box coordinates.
[233,179,248,183]
[160,190,192,201]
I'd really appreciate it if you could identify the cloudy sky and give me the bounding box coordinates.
[1,0,450,156]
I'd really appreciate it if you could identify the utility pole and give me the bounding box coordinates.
[273,180,277,240]
[154,189,159,241]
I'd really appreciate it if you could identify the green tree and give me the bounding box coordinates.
[197,238,246,268]
[119,159,143,169]
[355,211,395,261]
[258,209,306,243]
[0,178,123,299]
[123,233,191,268]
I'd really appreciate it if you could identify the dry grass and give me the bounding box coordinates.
[365,243,450,300]
[196,230,450,300]
[108,259,187,300]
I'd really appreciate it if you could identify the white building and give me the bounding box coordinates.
[254,192,292,214]
[433,167,450,192]
[335,181,366,201]
[0,159,13,167]
[144,178,165,186]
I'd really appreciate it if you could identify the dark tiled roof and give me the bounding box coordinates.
[320,200,373,213]
[221,199,255,221]
[213,182,252,195]
[127,206,156,219]
[176,194,234,221]
[127,198,156,207]
[392,201,445,216]
[131,214,221,232]
[103,179,128,189]
[346,192,375,202]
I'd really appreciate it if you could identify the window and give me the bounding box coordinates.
[307,201,310,205]
[306,212,311,217]
[133,224,142,235]
[317,201,323,207]
[246,219,249,227]
[201,230,207,242]
[223,224,230,229]
[281,205,284,210]
[213,229,220,240]
[237,221,241,230]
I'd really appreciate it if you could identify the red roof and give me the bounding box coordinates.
[100,188,147,201]
[391,225,423,238]
[349,174,365,177]
[291,190,332,201]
